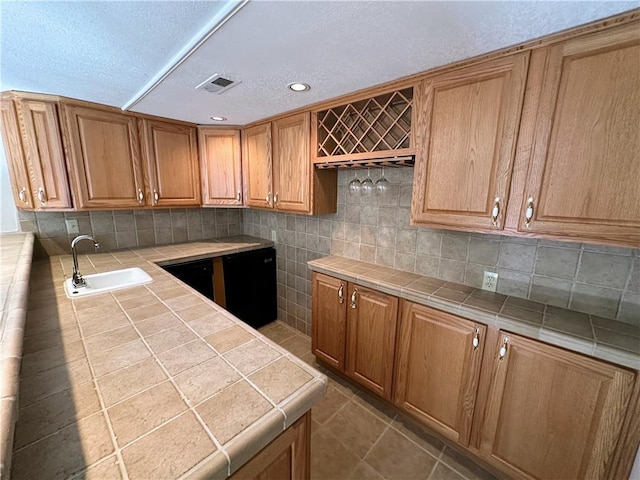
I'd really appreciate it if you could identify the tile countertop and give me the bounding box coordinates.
[308,255,640,371]
[4,235,327,480]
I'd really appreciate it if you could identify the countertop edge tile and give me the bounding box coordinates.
[309,255,640,371]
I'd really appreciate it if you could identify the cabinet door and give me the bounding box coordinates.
[243,123,272,209]
[311,273,347,371]
[394,301,485,445]
[62,105,144,209]
[346,284,398,400]
[272,112,311,213]
[0,99,33,209]
[140,119,200,207]
[513,25,640,246]
[199,128,243,206]
[480,332,635,480]
[411,53,528,231]
[18,99,73,209]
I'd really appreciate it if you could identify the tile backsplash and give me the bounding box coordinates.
[243,168,639,335]
[19,207,242,258]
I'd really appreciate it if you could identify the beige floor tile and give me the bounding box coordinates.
[440,447,497,480]
[350,461,384,479]
[259,321,299,344]
[312,384,351,425]
[135,312,182,336]
[145,324,198,354]
[187,313,234,337]
[97,357,167,407]
[14,381,101,449]
[205,325,255,353]
[224,339,282,375]
[11,412,114,480]
[174,357,240,404]
[311,428,361,480]
[157,340,217,376]
[279,334,312,358]
[108,381,188,447]
[364,428,437,480]
[428,462,465,480]
[19,358,93,407]
[391,414,445,459]
[325,401,388,459]
[197,380,272,444]
[249,357,313,403]
[121,412,216,480]
[353,389,397,424]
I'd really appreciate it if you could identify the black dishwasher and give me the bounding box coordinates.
[222,247,277,329]
[161,259,214,300]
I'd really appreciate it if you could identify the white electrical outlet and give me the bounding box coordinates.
[271,229,277,242]
[65,219,79,234]
[482,271,498,292]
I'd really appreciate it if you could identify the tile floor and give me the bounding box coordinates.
[259,321,498,480]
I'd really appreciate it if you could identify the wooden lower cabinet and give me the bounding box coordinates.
[311,273,398,399]
[479,332,636,480]
[394,301,485,445]
[230,412,310,480]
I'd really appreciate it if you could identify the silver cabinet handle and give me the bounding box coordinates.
[350,288,358,309]
[237,191,241,202]
[338,284,344,304]
[37,187,46,204]
[265,192,271,203]
[18,188,27,203]
[491,197,501,227]
[499,336,509,360]
[137,188,144,204]
[472,327,480,350]
[274,192,279,204]
[524,197,534,228]
[153,189,159,205]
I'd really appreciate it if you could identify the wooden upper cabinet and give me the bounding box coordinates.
[346,284,398,400]
[62,105,144,209]
[480,332,635,480]
[311,272,347,371]
[140,119,200,207]
[243,122,273,209]
[199,128,243,207]
[394,301,485,446]
[509,25,640,246]
[1,99,33,209]
[18,99,72,209]
[272,112,311,213]
[411,53,529,231]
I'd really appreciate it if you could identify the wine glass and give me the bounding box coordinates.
[376,167,390,195]
[348,171,361,196]
[361,168,374,196]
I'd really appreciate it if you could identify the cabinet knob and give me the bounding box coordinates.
[499,336,509,360]
[266,192,271,203]
[137,188,144,204]
[237,191,241,202]
[338,284,344,304]
[153,189,159,205]
[350,288,358,309]
[274,193,279,204]
[472,327,480,350]
[491,197,501,227]
[37,187,46,205]
[524,197,535,229]
[18,188,27,203]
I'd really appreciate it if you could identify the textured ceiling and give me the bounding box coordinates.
[1,1,638,125]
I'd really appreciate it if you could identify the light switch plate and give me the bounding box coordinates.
[65,219,79,234]
[482,271,498,292]
[271,229,277,242]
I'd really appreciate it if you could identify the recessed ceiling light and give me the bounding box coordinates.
[288,82,310,92]
[209,116,227,121]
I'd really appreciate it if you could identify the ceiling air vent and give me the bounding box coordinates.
[196,74,240,94]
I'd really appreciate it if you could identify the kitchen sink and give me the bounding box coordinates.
[63,267,153,298]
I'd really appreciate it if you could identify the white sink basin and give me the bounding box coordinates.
[64,267,153,298]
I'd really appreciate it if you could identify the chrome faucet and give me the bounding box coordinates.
[71,235,100,288]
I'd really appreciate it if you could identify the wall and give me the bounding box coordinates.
[243,168,640,335]
[19,207,243,258]
[0,140,19,233]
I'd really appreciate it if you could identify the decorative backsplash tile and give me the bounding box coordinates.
[243,168,639,334]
